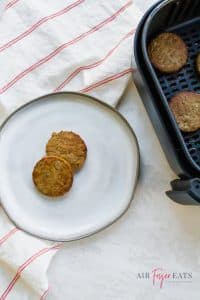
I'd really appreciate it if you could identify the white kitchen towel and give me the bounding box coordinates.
[0,0,142,299]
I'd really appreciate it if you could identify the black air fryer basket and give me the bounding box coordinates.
[134,0,200,205]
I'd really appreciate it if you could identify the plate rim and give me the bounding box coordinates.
[0,91,140,242]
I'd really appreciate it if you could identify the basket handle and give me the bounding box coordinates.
[166,178,200,205]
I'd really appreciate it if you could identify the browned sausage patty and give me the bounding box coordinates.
[148,33,188,73]
[46,131,87,172]
[169,91,200,132]
[32,156,73,197]
[196,53,200,75]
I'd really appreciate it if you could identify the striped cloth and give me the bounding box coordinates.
[0,0,141,299]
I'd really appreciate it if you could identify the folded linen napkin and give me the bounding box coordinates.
[0,0,141,299]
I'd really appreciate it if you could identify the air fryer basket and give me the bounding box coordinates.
[134,0,200,204]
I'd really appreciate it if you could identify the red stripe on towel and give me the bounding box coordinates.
[6,0,20,10]
[1,244,62,299]
[80,68,135,93]
[0,1,132,95]
[0,228,19,246]
[1,0,85,53]
[54,28,136,91]
[40,288,49,300]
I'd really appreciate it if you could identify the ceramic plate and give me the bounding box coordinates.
[0,92,139,241]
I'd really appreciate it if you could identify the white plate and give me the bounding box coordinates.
[0,92,139,241]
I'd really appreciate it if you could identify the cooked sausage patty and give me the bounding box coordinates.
[148,32,188,73]
[46,131,87,172]
[32,156,73,197]
[169,91,200,132]
[196,53,200,75]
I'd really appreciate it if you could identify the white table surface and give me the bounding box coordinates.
[48,1,200,299]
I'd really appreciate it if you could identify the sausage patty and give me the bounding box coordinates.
[169,91,200,132]
[148,32,188,73]
[32,156,73,197]
[46,131,87,172]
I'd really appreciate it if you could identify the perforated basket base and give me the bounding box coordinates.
[157,18,200,168]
